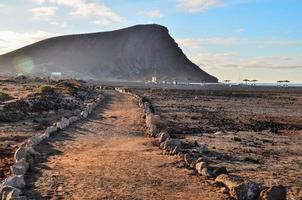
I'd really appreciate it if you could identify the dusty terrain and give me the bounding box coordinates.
[131,88,302,199]
[1,77,302,199]
[0,76,98,180]
[24,90,226,200]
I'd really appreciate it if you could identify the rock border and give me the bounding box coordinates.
[115,87,287,200]
[0,91,104,200]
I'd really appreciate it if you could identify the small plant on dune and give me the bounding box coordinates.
[57,80,82,94]
[0,91,14,102]
[36,85,55,94]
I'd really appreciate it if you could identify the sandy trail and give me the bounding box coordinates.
[24,90,225,200]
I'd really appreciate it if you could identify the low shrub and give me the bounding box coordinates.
[0,91,14,102]
[57,80,82,94]
[36,85,55,94]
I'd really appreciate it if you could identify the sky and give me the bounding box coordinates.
[0,0,301,83]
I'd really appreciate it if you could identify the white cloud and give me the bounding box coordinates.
[234,28,245,34]
[223,56,302,70]
[192,52,302,70]
[49,21,68,28]
[0,3,6,9]
[91,19,112,27]
[176,0,222,12]
[177,37,302,54]
[176,37,302,71]
[32,0,46,4]
[0,30,59,54]
[0,3,9,14]
[191,51,236,69]
[177,37,237,46]
[176,37,237,53]
[31,6,58,17]
[137,10,163,18]
[255,39,302,47]
[32,0,124,26]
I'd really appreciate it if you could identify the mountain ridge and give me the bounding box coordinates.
[0,24,218,82]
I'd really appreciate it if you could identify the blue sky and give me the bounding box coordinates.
[0,0,301,82]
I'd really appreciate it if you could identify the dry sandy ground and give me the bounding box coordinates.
[24,90,227,200]
[131,88,302,199]
[0,79,42,179]
[0,78,95,180]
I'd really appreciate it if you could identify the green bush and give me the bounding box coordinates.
[36,85,55,94]
[57,80,82,94]
[0,91,13,102]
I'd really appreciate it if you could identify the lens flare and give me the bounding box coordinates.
[12,55,35,74]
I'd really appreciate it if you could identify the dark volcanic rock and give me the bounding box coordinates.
[259,185,286,200]
[0,24,217,82]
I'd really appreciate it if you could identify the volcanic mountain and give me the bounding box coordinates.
[0,24,218,82]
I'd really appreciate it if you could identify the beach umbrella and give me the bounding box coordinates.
[243,79,250,84]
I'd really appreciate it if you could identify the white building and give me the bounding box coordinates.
[151,76,157,83]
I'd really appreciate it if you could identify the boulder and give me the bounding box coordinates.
[68,116,79,124]
[143,102,151,110]
[39,132,49,140]
[215,174,260,200]
[2,175,26,189]
[5,189,27,200]
[195,161,212,178]
[158,132,170,143]
[27,136,42,147]
[73,109,81,116]
[0,185,14,198]
[86,103,94,114]
[259,185,286,200]
[212,166,228,178]
[171,146,181,155]
[145,114,154,128]
[80,111,88,119]
[149,125,160,137]
[56,117,69,130]
[26,146,39,156]
[214,131,226,135]
[160,139,182,151]
[144,107,153,115]
[143,102,153,114]
[10,159,29,176]
[14,147,28,162]
[192,144,209,154]
[0,185,22,200]
[186,140,199,148]
[138,99,144,108]
[44,125,57,135]
[183,153,195,166]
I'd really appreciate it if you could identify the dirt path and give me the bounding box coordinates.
[24,90,226,200]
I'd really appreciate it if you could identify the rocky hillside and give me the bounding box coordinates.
[0,24,217,82]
